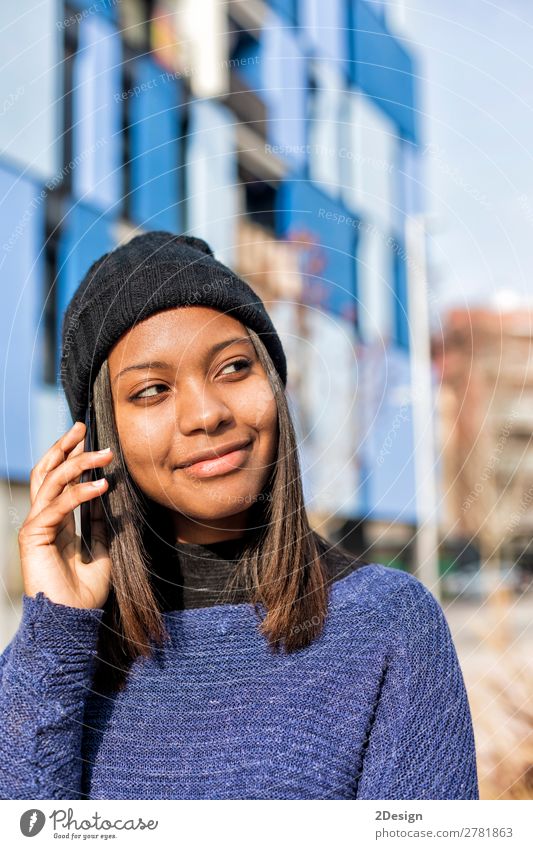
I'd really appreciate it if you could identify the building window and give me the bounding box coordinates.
[121,54,135,222]
[43,195,62,386]
[62,6,79,193]
[238,162,277,232]
[267,1,298,25]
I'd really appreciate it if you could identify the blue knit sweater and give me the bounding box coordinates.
[0,562,479,800]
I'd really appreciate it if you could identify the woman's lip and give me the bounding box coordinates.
[181,441,253,478]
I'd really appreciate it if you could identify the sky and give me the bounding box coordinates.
[394,0,533,313]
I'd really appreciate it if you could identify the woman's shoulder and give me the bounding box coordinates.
[327,552,446,627]
[327,559,456,667]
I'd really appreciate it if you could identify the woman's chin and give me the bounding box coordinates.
[178,484,266,519]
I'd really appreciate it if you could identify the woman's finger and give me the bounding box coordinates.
[30,422,86,503]
[29,449,112,519]
[22,478,109,545]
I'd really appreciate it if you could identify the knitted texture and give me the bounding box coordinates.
[60,230,288,425]
[0,564,479,800]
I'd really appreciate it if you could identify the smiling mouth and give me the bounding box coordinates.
[180,440,253,478]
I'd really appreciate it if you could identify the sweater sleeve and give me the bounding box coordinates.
[0,591,104,800]
[356,575,479,800]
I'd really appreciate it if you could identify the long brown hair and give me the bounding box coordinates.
[90,324,360,693]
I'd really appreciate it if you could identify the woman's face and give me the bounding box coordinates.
[107,306,279,544]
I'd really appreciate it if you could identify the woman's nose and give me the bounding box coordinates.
[174,380,233,434]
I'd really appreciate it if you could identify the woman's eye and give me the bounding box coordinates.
[130,360,251,399]
[220,358,251,376]
[132,384,167,400]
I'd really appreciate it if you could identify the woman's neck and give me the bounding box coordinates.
[175,531,247,545]
[173,515,249,547]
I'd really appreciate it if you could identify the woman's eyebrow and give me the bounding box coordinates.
[112,336,253,384]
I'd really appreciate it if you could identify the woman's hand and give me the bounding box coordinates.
[18,420,114,610]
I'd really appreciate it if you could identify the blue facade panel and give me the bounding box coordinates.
[56,201,116,398]
[185,99,238,264]
[129,57,182,232]
[262,11,307,170]
[276,180,358,322]
[358,345,418,523]
[392,238,410,351]
[0,165,45,479]
[298,0,348,69]
[266,1,298,24]
[66,0,119,24]
[71,14,122,213]
[348,0,418,143]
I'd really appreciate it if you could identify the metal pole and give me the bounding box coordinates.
[405,213,441,595]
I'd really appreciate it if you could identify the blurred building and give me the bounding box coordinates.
[0,0,427,642]
[433,307,533,592]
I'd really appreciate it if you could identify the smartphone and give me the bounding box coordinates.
[79,400,96,563]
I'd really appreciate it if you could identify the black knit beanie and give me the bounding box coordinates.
[60,231,288,424]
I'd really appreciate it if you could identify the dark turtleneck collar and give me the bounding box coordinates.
[151,532,368,612]
[174,535,248,562]
[153,534,250,611]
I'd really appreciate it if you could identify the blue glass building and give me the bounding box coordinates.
[0,0,427,577]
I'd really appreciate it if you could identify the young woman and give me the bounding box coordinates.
[0,231,479,801]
